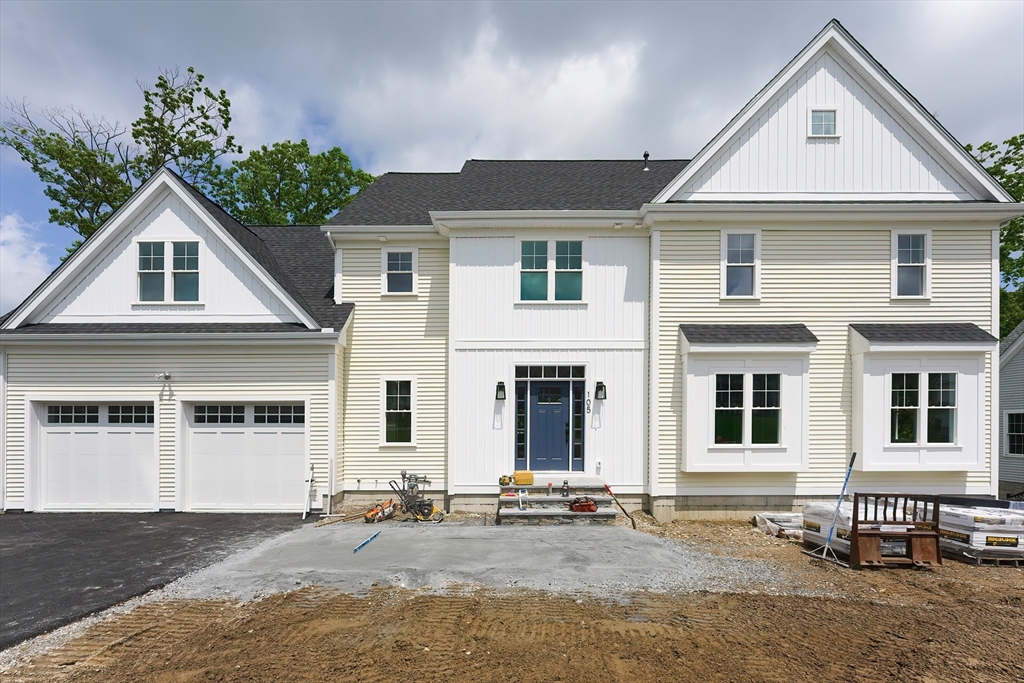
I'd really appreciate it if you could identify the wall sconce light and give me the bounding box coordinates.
[156,371,171,381]
[595,381,607,400]
[495,381,506,401]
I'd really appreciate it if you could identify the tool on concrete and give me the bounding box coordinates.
[604,484,637,529]
[353,531,381,553]
[302,463,316,520]
[364,498,396,523]
[802,452,856,566]
[390,471,445,522]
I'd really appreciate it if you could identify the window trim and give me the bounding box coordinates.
[884,371,960,447]
[380,247,419,296]
[132,237,205,306]
[1005,411,1024,457]
[890,229,931,299]
[720,229,761,299]
[807,107,840,138]
[380,377,417,447]
[710,371,784,448]
[515,237,588,305]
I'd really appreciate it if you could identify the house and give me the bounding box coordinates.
[1,20,1021,517]
[1000,321,1024,497]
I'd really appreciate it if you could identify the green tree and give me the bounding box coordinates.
[1,67,239,252]
[967,135,1024,337]
[212,140,374,225]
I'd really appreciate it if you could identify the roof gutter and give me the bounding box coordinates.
[0,330,344,348]
[641,202,1024,226]
[431,210,643,235]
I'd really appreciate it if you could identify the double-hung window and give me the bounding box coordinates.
[714,373,782,446]
[384,379,413,443]
[520,240,583,301]
[889,372,956,445]
[385,251,413,293]
[138,240,200,302]
[892,231,929,298]
[1008,413,1024,456]
[721,231,759,298]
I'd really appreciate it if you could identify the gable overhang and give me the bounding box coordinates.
[3,169,319,330]
[641,202,1024,227]
[430,210,643,236]
[1001,333,1024,370]
[650,20,1015,205]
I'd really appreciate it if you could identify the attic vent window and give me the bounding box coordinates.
[809,109,837,137]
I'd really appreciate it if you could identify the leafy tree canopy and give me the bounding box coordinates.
[212,140,374,225]
[968,135,1024,336]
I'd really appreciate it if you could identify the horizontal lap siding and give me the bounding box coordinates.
[340,245,448,489]
[657,227,994,493]
[1002,351,1024,484]
[3,347,331,505]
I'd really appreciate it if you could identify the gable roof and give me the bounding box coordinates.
[1,169,352,333]
[329,159,689,226]
[1001,320,1024,369]
[651,19,1014,204]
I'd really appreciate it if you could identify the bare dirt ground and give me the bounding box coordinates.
[4,515,1023,683]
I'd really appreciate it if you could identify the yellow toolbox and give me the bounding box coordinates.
[513,470,534,486]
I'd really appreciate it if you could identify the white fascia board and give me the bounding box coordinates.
[641,202,1024,227]
[680,342,818,355]
[0,330,342,348]
[650,21,1013,204]
[430,210,643,235]
[999,334,1024,369]
[323,225,446,244]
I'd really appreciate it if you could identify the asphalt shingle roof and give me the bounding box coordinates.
[851,323,997,344]
[328,159,690,226]
[679,323,818,344]
[1000,320,1024,355]
[0,323,318,335]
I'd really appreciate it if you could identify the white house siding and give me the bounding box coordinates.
[1002,348,1024,485]
[36,188,299,324]
[2,344,332,510]
[655,226,995,498]
[450,234,648,494]
[337,244,449,493]
[676,49,972,200]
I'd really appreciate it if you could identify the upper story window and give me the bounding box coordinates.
[520,240,583,302]
[809,109,837,137]
[892,231,930,298]
[890,372,956,445]
[138,240,200,302]
[721,230,759,298]
[382,248,417,295]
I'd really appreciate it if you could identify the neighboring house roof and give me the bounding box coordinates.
[0,323,320,335]
[328,159,690,226]
[1002,320,1024,356]
[679,323,819,344]
[850,323,998,343]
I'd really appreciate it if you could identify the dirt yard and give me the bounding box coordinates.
[4,516,1023,683]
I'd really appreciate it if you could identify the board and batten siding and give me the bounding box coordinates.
[676,49,972,199]
[655,226,995,496]
[35,188,299,324]
[2,345,332,508]
[1001,347,1024,484]
[338,244,449,491]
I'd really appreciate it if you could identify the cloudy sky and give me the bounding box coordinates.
[1,0,1022,313]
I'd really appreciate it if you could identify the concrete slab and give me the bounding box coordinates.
[0,513,310,650]
[169,522,790,601]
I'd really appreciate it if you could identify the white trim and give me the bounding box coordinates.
[513,237,587,304]
[334,248,344,305]
[720,228,761,299]
[650,21,1013,204]
[847,329,995,356]
[992,228,1001,494]
[380,376,417,447]
[654,483,996,496]
[649,230,660,498]
[641,202,1024,225]
[890,228,932,299]
[884,370,959,447]
[327,348,337,508]
[1,331,343,347]
[132,236,204,305]
[380,246,419,296]
[432,210,641,234]
[807,106,839,139]
[2,170,318,330]
[0,350,6,510]
[324,225,445,243]
[453,339,644,351]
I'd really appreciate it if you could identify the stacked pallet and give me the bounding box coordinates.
[937,505,1024,562]
[801,502,907,557]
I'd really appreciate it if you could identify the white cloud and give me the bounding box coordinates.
[0,213,53,315]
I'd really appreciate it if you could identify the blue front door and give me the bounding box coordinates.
[529,381,570,470]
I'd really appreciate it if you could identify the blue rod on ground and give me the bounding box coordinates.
[354,531,381,553]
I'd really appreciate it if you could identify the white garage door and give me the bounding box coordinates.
[187,403,307,511]
[41,404,157,511]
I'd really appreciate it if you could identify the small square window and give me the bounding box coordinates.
[810,109,836,136]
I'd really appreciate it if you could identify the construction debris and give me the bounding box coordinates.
[754,512,803,540]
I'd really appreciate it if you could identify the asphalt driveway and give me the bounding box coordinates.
[0,512,310,650]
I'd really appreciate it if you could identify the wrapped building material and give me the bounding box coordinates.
[937,505,1024,557]
[755,512,803,539]
[801,502,907,556]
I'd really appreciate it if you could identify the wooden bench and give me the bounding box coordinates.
[849,493,941,569]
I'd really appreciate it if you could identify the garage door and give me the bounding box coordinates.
[41,404,157,511]
[187,403,307,511]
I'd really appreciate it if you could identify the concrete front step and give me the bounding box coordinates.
[497,494,614,509]
[496,508,618,525]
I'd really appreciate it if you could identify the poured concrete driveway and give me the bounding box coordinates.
[0,513,309,650]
